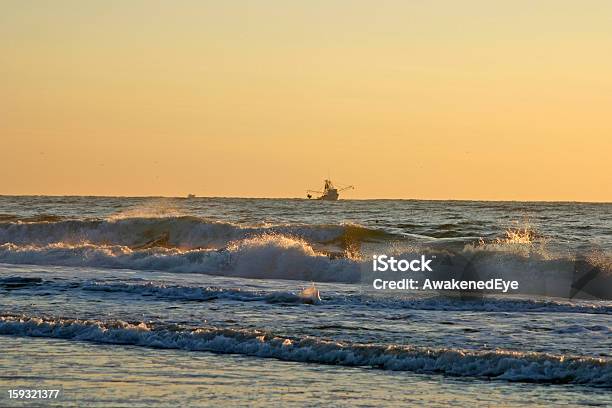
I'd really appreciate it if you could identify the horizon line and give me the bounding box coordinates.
[1,193,610,205]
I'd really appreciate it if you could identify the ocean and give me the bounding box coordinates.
[0,196,610,407]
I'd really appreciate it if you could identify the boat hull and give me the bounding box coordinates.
[318,189,339,200]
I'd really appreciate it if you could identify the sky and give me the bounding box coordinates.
[1,1,611,201]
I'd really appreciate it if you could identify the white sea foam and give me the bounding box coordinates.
[0,315,609,386]
[0,234,361,283]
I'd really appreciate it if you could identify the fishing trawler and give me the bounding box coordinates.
[307,179,354,201]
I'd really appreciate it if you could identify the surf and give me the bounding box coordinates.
[0,314,609,387]
[0,216,394,253]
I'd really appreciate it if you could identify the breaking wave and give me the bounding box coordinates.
[0,216,391,250]
[0,238,610,297]
[0,216,610,298]
[0,314,609,386]
[0,235,361,283]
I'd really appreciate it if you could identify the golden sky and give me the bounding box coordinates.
[2,1,611,201]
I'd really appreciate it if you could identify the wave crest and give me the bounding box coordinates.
[0,216,389,252]
[0,314,609,386]
[0,235,361,283]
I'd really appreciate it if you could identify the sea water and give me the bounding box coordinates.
[0,196,610,406]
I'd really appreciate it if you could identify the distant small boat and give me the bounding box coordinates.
[186,194,196,199]
[307,179,354,201]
